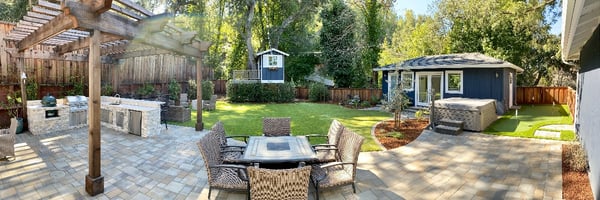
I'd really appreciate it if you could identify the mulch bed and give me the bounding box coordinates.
[562,144,594,200]
[373,119,429,150]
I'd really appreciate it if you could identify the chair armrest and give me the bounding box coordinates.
[313,144,336,148]
[227,135,250,143]
[222,144,246,150]
[313,147,337,152]
[319,161,355,169]
[210,164,247,170]
[221,149,245,154]
[305,134,328,142]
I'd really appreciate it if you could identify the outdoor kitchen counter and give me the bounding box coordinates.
[101,103,157,112]
[100,96,164,137]
[27,101,71,135]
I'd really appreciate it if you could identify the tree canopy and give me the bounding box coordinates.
[2,0,572,87]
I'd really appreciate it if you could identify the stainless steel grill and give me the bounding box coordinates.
[66,96,88,126]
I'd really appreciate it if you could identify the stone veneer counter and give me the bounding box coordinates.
[100,96,164,137]
[27,102,70,135]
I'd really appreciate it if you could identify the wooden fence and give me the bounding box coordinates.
[516,86,576,119]
[213,80,227,95]
[516,87,574,104]
[294,87,382,103]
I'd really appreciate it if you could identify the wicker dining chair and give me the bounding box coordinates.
[197,132,249,199]
[262,117,291,137]
[306,119,345,163]
[248,166,312,200]
[211,121,249,163]
[311,128,364,200]
[0,118,18,160]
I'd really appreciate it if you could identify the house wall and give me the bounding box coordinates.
[576,24,600,200]
[261,67,284,83]
[381,68,508,111]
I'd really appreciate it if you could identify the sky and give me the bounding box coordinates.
[393,0,562,35]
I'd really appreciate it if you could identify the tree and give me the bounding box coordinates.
[320,0,360,88]
[0,0,29,22]
[435,0,561,86]
[380,79,410,128]
[379,10,447,66]
[352,0,390,87]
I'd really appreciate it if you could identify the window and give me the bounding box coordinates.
[445,70,463,94]
[401,72,413,91]
[266,55,280,68]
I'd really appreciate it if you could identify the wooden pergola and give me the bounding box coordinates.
[3,0,209,195]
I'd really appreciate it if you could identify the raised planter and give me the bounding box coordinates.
[163,106,191,122]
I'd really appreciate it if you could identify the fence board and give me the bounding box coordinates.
[516,87,573,105]
[213,80,227,95]
[292,87,382,103]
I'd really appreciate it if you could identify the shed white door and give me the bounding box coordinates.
[388,72,398,101]
[415,72,442,106]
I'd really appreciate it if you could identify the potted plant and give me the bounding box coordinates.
[1,91,24,134]
[168,79,182,106]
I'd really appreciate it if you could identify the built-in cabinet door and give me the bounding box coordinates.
[128,110,142,136]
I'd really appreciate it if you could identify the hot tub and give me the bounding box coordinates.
[433,98,498,131]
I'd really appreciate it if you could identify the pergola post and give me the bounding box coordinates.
[17,55,28,122]
[85,29,104,196]
[195,57,204,131]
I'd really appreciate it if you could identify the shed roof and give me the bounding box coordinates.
[373,53,523,73]
[256,48,289,57]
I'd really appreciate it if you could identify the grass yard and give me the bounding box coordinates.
[484,104,575,140]
[171,101,392,151]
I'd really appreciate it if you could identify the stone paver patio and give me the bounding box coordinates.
[0,125,563,199]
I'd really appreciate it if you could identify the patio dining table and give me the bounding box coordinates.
[240,136,317,166]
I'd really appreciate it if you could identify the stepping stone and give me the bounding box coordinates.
[534,130,561,138]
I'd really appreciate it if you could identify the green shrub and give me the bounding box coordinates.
[188,80,214,100]
[308,83,330,102]
[136,83,155,97]
[187,79,197,100]
[66,76,85,96]
[101,84,113,96]
[168,79,181,101]
[26,79,39,100]
[227,82,294,103]
[202,81,214,100]
[369,94,380,105]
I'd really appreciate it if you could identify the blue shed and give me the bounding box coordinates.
[256,48,289,83]
[374,53,524,113]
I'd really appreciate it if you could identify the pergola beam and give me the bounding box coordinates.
[67,1,138,40]
[16,8,78,52]
[55,33,122,55]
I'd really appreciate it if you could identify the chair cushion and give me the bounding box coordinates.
[314,148,337,163]
[311,164,353,189]
[211,168,247,190]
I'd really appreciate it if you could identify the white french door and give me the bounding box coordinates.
[387,72,399,101]
[415,72,443,106]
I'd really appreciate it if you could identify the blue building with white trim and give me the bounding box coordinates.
[374,53,523,114]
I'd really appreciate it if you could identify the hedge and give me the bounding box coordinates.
[227,82,295,103]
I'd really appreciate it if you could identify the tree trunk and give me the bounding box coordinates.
[244,0,256,70]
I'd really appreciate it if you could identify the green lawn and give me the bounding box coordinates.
[171,101,392,151]
[484,104,575,140]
